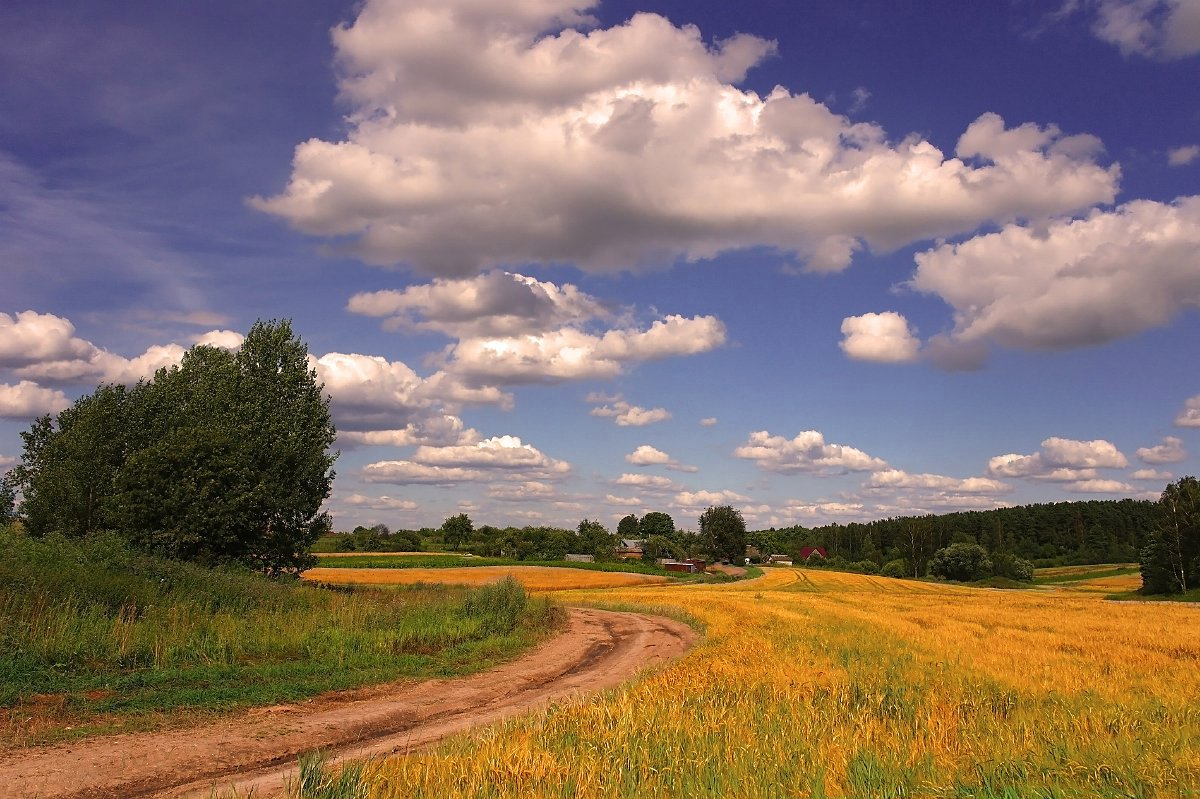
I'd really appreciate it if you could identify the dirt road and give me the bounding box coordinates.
[0,608,695,799]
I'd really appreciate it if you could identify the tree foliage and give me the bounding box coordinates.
[699,505,746,562]
[440,513,474,550]
[1140,476,1200,594]
[929,543,993,582]
[617,514,640,540]
[12,320,336,574]
[576,518,616,560]
[638,511,675,540]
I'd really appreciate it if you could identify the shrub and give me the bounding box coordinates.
[851,560,880,575]
[881,559,908,579]
[929,543,993,582]
[991,552,1034,582]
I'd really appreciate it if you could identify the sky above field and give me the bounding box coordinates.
[2,0,1199,532]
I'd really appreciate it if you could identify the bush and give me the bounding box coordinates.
[881,559,908,579]
[851,560,880,575]
[461,576,527,635]
[929,543,993,582]
[991,552,1034,582]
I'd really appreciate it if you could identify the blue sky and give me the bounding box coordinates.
[2,0,1198,532]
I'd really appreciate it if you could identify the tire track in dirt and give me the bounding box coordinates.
[0,608,696,799]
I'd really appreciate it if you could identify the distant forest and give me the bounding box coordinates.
[749,499,1157,568]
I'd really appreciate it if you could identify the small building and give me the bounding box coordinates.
[565,553,595,563]
[685,558,707,572]
[768,554,793,565]
[798,546,827,561]
[660,560,698,574]
[616,538,645,559]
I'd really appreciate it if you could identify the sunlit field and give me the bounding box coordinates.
[354,568,1200,798]
[303,565,672,592]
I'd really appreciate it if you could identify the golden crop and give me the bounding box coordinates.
[360,568,1200,798]
[302,565,671,592]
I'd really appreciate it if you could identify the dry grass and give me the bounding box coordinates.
[303,566,671,592]
[357,567,1200,798]
[1035,563,1137,577]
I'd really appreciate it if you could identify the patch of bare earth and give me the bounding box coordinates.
[0,608,695,799]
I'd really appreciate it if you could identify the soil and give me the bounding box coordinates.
[0,608,694,799]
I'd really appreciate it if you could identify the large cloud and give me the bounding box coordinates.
[411,435,570,476]
[987,437,1128,481]
[444,314,725,385]
[0,311,94,368]
[910,197,1200,366]
[253,0,1117,276]
[734,430,887,475]
[347,271,606,338]
[864,469,1010,494]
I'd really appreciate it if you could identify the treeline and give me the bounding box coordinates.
[326,507,749,564]
[749,498,1158,571]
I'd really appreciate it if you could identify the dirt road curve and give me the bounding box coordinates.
[0,608,695,799]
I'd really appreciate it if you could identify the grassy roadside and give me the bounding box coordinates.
[0,530,563,748]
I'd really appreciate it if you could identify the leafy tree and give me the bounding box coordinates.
[576,518,616,560]
[639,511,675,541]
[929,543,993,582]
[990,552,1034,582]
[617,514,640,540]
[642,534,684,562]
[881,559,908,579]
[441,513,474,550]
[13,320,337,574]
[699,505,746,562]
[1141,476,1200,593]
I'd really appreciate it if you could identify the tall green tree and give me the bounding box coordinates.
[13,320,337,574]
[699,505,746,562]
[617,514,640,540]
[638,511,675,541]
[576,518,616,560]
[441,513,473,550]
[1141,476,1200,593]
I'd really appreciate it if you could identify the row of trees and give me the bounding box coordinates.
[8,321,337,574]
[363,506,749,564]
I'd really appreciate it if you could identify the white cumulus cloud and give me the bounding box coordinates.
[839,312,920,363]
[911,196,1200,366]
[734,430,887,475]
[1137,435,1188,464]
[0,381,70,419]
[624,444,697,473]
[864,469,1011,494]
[253,0,1117,276]
[589,396,671,426]
[343,493,419,511]
[1131,468,1174,480]
[987,437,1128,480]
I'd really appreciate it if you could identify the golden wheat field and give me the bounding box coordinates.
[352,567,1200,798]
[302,565,671,591]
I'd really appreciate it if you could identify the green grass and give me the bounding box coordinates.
[0,529,561,746]
[1033,565,1141,585]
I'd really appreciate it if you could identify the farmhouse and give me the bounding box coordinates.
[616,538,645,559]
[798,546,827,561]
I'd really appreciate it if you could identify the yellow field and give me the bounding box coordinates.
[1034,563,1137,577]
[356,567,1200,798]
[302,565,671,592]
[1060,573,1146,592]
